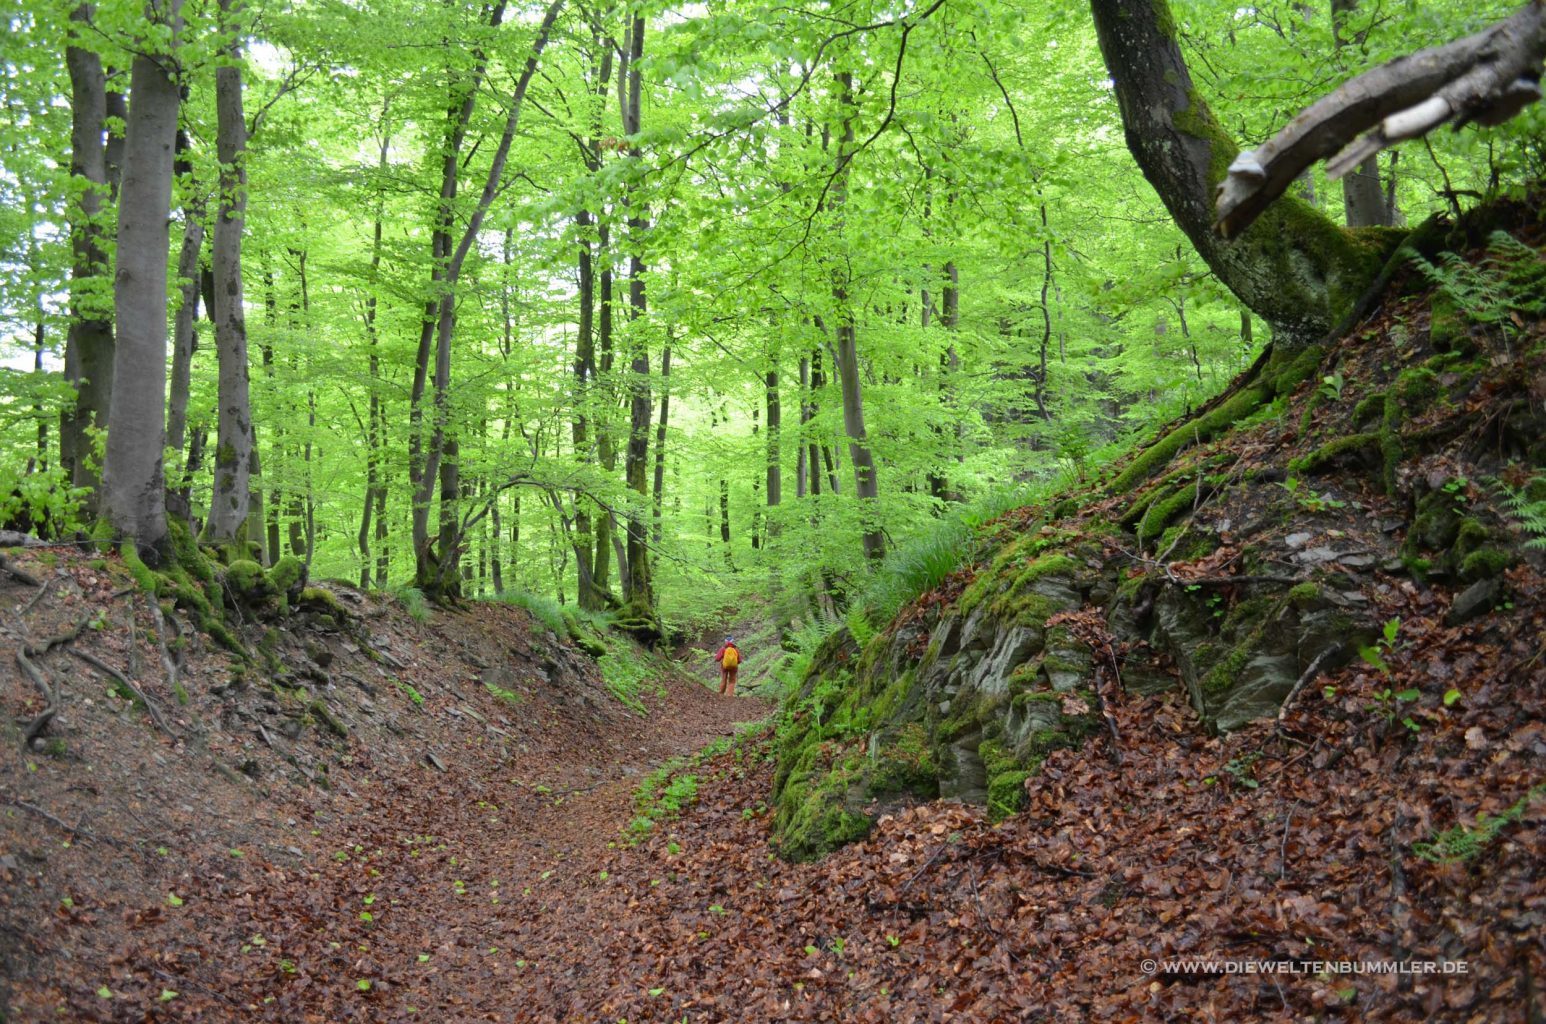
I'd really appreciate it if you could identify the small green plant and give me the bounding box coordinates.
[1223,752,1261,790]
[484,681,522,705]
[1318,370,1346,401]
[499,589,567,635]
[597,649,660,715]
[1281,475,1346,513]
[1497,475,1546,550]
[1414,229,1546,344]
[627,772,699,840]
[1358,618,1402,677]
[1367,686,1422,732]
[394,678,425,706]
[1412,786,1544,863]
[395,586,432,623]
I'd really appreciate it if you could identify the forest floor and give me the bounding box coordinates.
[4,209,1545,1024]
[0,551,769,1023]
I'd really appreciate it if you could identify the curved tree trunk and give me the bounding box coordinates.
[1088,0,1391,346]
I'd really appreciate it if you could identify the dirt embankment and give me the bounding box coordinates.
[0,551,766,1021]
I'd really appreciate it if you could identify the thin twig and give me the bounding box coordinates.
[967,864,1020,964]
[1278,798,1304,881]
[1276,647,1341,723]
[3,798,119,847]
[898,840,953,895]
[21,577,53,615]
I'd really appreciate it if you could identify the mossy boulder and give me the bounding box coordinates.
[270,555,305,594]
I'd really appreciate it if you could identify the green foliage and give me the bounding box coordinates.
[1497,475,1546,550]
[3,0,1536,653]
[0,463,87,539]
[1359,618,1403,678]
[500,590,568,636]
[596,649,663,716]
[627,773,699,841]
[1412,786,1544,864]
[1413,230,1546,343]
[394,587,431,625]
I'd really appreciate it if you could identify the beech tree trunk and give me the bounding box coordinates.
[1332,0,1395,228]
[410,0,562,597]
[652,341,671,545]
[103,2,184,560]
[62,10,114,509]
[619,11,655,617]
[359,111,391,589]
[765,359,781,533]
[167,124,205,519]
[207,0,255,545]
[796,355,811,499]
[829,71,884,561]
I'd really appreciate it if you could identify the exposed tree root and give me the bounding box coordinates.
[67,648,178,738]
[0,552,42,588]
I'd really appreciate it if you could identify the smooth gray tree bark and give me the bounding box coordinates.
[207,0,255,545]
[102,0,185,560]
[61,7,114,509]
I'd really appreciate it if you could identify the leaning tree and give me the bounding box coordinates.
[1088,0,1545,488]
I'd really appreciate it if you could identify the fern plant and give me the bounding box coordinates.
[1497,476,1546,550]
[1414,230,1546,343]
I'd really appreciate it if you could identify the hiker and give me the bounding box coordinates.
[714,636,741,697]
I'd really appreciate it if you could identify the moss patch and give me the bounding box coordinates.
[1110,384,1270,494]
[1289,433,1379,476]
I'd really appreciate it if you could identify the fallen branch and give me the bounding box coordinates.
[1276,646,1342,724]
[3,798,119,847]
[1216,2,1546,238]
[21,577,53,615]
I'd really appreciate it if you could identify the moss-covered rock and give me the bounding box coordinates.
[1288,433,1379,476]
[226,559,272,602]
[1460,547,1513,582]
[269,554,305,594]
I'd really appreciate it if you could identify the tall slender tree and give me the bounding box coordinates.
[207,0,255,546]
[102,0,185,560]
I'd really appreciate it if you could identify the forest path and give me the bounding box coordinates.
[233,669,771,1022]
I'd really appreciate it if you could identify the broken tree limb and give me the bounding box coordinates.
[1216,1,1546,239]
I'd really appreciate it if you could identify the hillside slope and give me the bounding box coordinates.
[0,555,763,1020]
[746,200,1546,1018]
